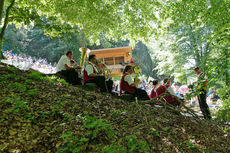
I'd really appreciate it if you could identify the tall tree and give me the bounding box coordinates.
[157,0,230,86]
[0,0,47,59]
[150,24,213,84]
[0,0,161,59]
[0,0,15,59]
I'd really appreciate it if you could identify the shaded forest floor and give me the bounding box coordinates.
[0,62,230,153]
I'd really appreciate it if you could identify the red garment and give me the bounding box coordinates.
[83,63,97,83]
[150,86,158,99]
[120,73,135,95]
[156,85,178,104]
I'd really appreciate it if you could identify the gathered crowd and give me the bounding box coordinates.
[1,50,220,120]
[2,50,56,74]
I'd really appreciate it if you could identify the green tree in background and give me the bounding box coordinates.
[150,24,213,84]
[3,23,82,64]
[132,41,159,80]
[158,0,229,85]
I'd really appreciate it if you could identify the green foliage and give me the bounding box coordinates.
[3,98,28,113]
[83,115,114,139]
[162,127,170,131]
[132,41,159,79]
[24,114,39,124]
[7,66,17,71]
[1,0,229,124]
[57,78,68,85]
[148,128,159,137]
[101,144,126,153]
[149,119,155,124]
[150,24,213,84]
[57,131,89,153]
[186,141,200,150]
[0,73,17,80]
[57,115,115,153]
[24,79,33,85]
[110,109,127,119]
[27,71,43,80]
[44,75,68,85]
[27,89,39,97]
[126,135,150,152]
[214,86,230,122]
[8,82,27,93]
[3,23,80,64]
[221,127,228,133]
[44,75,57,84]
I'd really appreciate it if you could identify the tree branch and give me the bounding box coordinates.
[0,0,15,41]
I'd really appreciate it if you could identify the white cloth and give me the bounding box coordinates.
[56,55,70,72]
[124,73,133,85]
[153,86,158,93]
[167,86,177,96]
[85,62,99,75]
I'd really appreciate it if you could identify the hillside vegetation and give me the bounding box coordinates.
[0,63,229,153]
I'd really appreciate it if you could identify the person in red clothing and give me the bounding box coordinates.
[120,65,149,101]
[150,80,159,99]
[83,55,113,93]
[156,78,181,107]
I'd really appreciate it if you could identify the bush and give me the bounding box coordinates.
[214,86,230,122]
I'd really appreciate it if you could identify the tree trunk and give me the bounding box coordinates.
[224,49,230,86]
[0,39,2,59]
[0,0,5,23]
[0,0,15,59]
[195,49,200,67]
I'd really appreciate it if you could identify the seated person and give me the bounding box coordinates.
[56,51,81,85]
[95,60,114,93]
[150,80,159,99]
[83,54,112,93]
[156,78,181,107]
[120,65,149,101]
[70,59,76,68]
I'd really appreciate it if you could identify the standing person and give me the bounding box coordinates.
[83,55,112,93]
[193,67,211,119]
[120,65,149,101]
[150,80,159,99]
[156,78,182,107]
[56,51,81,85]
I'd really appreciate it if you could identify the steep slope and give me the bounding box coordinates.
[0,63,229,153]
